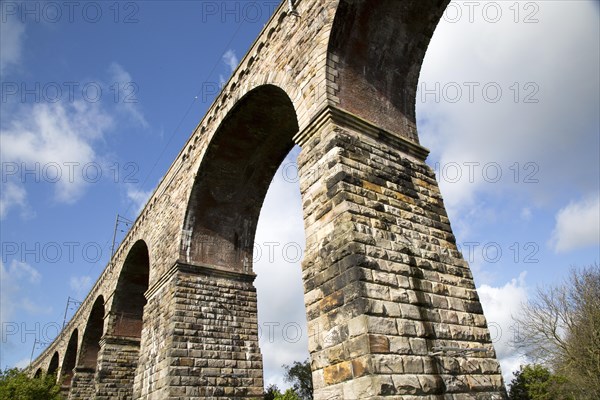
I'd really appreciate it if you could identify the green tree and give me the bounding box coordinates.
[274,388,302,400]
[508,364,576,400]
[263,383,281,400]
[0,368,62,400]
[282,359,313,400]
[512,264,600,399]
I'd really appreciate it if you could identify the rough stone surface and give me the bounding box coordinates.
[68,368,95,400]
[28,1,507,399]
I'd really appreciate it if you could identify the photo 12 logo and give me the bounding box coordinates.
[258,321,304,343]
[1,81,139,104]
[431,162,540,185]
[1,161,140,185]
[1,1,140,24]
[1,241,103,264]
[457,241,540,264]
[1,322,61,344]
[419,81,540,104]
[200,1,280,23]
[442,2,540,24]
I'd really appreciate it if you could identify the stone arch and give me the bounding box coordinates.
[181,84,299,272]
[95,240,149,399]
[34,368,42,378]
[48,352,59,375]
[111,240,150,337]
[68,295,105,399]
[60,329,78,387]
[78,295,105,368]
[328,0,449,144]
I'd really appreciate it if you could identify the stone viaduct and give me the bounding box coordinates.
[29,0,508,398]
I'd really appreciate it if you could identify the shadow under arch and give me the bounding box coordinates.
[182,84,299,272]
[60,329,78,388]
[95,240,149,399]
[34,368,42,378]
[111,240,150,337]
[328,0,449,143]
[67,295,105,399]
[78,295,105,369]
[48,352,59,376]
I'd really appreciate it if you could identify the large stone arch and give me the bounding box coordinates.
[69,295,105,399]
[181,84,299,271]
[60,329,78,390]
[96,240,150,399]
[110,240,149,337]
[327,0,449,144]
[133,85,300,399]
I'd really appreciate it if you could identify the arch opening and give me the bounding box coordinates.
[328,0,449,142]
[60,329,78,387]
[79,295,105,369]
[182,84,299,273]
[112,240,149,338]
[34,368,42,378]
[48,352,59,376]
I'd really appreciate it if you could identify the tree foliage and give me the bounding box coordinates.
[508,364,574,400]
[0,368,62,400]
[263,383,280,400]
[261,384,302,400]
[512,264,600,399]
[274,388,302,400]
[283,359,313,400]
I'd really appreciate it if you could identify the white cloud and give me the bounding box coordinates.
[0,101,114,218]
[520,208,532,221]
[14,358,31,369]
[0,260,49,345]
[419,1,600,221]
[217,50,239,88]
[0,181,28,220]
[254,147,309,390]
[126,185,153,216]
[108,62,149,128]
[0,260,53,368]
[69,276,93,300]
[550,195,600,252]
[0,62,150,220]
[478,272,529,385]
[222,49,239,73]
[0,15,26,74]
[1,260,41,285]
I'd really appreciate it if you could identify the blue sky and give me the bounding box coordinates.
[1,0,599,391]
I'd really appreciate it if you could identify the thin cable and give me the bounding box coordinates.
[136,19,247,198]
[89,19,248,276]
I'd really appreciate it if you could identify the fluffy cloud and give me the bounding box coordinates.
[126,185,154,216]
[0,16,26,74]
[478,272,529,385]
[222,49,239,73]
[108,62,149,128]
[0,260,51,366]
[254,148,309,390]
[0,181,28,220]
[0,259,44,324]
[550,195,600,252]
[219,50,240,87]
[0,62,149,220]
[0,101,113,213]
[418,1,599,220]
[69,275,93,300]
